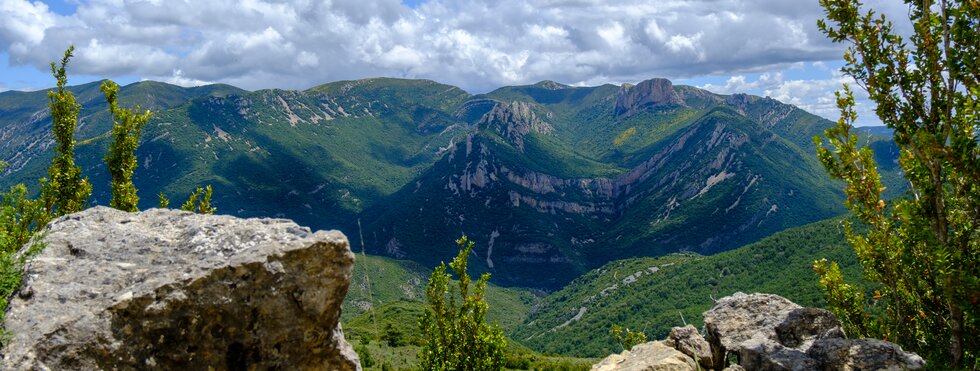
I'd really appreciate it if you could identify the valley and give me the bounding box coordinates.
[0,77,899,291]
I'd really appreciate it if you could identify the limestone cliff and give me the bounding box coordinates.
[615,78,686,117]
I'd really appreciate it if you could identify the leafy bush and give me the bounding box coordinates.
[417,235,506,370]
[815,0,980,367]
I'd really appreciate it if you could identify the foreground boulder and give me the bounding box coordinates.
[1,207,360,370]
[703,292,923,370]
[593,292,924,370]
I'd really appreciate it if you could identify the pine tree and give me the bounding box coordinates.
[814,0,979,367]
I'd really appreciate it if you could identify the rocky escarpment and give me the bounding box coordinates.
[615,78,685,117]
[1,207,360,370]
[480,101,554,152]
[592,293,924,371]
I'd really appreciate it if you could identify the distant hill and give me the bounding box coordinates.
[0,77,899,290]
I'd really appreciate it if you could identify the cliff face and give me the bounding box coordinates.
[480,101,554,152]
[614,78,686,117]
[1,207,360,370]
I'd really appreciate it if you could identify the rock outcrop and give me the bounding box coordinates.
[592,293,924,371]
[2,206,360,370]
[480,101,553,152]
[615,78,685,117]
[591,341,698,371]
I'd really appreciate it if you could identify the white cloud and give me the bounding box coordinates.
[699,69,881,126]
[0,0,916,102]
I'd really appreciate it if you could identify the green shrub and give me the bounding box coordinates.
[417,235,506,370]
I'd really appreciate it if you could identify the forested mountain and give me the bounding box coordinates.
[0,77,898,289]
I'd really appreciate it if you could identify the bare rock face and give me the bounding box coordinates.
[480,100,553,152]
[615,78,685,117]
[664,325,712,369]
[807,338,926,371]
[590,341,697,371]
[1,206,360,370]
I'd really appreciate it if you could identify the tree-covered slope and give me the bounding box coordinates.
[511,217,870,358]
[2,77,901,291]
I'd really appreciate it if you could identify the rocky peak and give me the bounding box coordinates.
[480,100,554,152]
[724,93,759,115]
[534,80,571,90]
[615,78,685,117]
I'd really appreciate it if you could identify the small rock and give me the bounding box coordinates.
[775,308,844,350]
[739,333,816,371]
[807,337,926,370]
[591,341,697,371]
[665,325,712,369]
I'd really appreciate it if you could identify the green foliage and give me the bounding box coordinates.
[40,45,91,217]
[180,185,216,214]
[383,323,405,347]
[158,192,169,208]
[101,80,152,212]
[609,324,646,352]
[0,184,47,338]
[418,235,506,371]
[816,0,980,367]
[356,342,376,368]
[812,259,872,338]
[514,218,870,357]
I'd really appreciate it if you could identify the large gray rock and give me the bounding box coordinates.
[591,341,697,371]
[703,293,922,371]
[2,207,360,370]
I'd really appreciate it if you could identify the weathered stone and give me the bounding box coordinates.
[807,338,925,370]
[664,325,712,369]
[591,341,697,371]
[2,207,360,370]
[703,292,801,369]
[738,333,816,371]
[775,307,845,350]
[722,365,746,371]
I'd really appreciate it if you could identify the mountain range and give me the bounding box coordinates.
[0,77,898,290]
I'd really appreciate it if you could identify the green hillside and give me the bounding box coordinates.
[512,217,871,357]
[1,77,901,291]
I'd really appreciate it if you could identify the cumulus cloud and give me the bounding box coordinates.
[0,0,913,120]
[699,70,881,126]
[0,0,869,91]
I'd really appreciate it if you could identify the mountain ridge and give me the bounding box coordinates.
[0,76,899,290]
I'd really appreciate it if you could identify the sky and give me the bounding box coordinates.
[0,0,915,126]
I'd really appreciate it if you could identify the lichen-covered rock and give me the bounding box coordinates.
[807,338,925,370]
[664,325,712,369]
[775,308,845,350]
[1,207,360,370]
[591,341,697,371]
